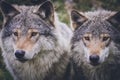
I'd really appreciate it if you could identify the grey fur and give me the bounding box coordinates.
[71,10,120,80]
[0,1,72,80]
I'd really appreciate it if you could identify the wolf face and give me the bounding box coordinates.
[0,1,72,80]
[0,1,56,62]
[71,10,120,66]
[81,32,110,65]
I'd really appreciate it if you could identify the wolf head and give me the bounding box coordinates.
[71,10,120,66]
[0,1,58,62]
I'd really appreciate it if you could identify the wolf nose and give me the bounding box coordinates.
[15,50,25,59]
[89,55,99,63]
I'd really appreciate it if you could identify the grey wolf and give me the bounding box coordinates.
[70,10,120,80]
[0,1,72,80]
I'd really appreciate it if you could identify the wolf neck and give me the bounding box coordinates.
[79,59,120,80]
[5,48,69,80]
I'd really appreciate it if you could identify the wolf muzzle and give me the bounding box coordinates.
[89,54,100,66]
[15,50,28,62]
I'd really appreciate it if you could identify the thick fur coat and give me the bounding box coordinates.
[70,10,120,80]
[0,1,72,80]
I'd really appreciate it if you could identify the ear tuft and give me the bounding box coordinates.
[36,1,54,25]
[71,10,87,30]
[0,0,19,19]
[107,11,120,26]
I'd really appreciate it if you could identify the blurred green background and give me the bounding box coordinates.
[0,0,120,80]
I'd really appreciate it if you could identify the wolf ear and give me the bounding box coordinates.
[71,10,87,30]
[37,1,54,25]
[0,1,19,21]
[107,11,120,27]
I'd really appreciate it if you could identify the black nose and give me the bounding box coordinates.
[89,55,100,64]
[15,50,25,59]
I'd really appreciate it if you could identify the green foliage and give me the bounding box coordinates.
[74,0,92,11]
[53,0,70,25]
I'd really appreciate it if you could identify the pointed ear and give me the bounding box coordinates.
[36,1,54,25]
[71,10,87,30]
[107,11,120,27]
[0,1,19,21]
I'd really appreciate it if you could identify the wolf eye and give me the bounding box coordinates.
[102,37,110,41]
[13,32,18,36]
[84,36,90,41]
[31,32,38,37]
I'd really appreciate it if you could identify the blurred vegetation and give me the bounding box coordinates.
[0,0,119,80]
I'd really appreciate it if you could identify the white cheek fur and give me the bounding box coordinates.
[99,47,109,63]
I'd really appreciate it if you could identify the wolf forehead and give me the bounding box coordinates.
[76,10,117,34]
[80,20,113,35]
[2,6,52,39]
[71,10,119,42]
[9,14,47,29]
[5,6,52,30]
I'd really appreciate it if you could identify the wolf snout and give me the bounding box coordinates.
[15,50,25,59]
[89,54,100,66]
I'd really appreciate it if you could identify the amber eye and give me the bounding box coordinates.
[84,36,90,41]
[13,32,18,36]
[102,36,110,41]
[31,32,38,37]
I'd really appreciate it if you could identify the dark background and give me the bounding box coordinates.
[0,0,119,79]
